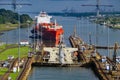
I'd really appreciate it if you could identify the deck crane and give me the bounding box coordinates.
[0,0,31,12]
[81,0,113,17]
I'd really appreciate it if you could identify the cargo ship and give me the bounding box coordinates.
[30,11,64,46]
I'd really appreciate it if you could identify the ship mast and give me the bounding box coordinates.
[55,19,57,28]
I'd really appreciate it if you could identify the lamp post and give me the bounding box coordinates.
[17,5,22,72]
[27,20,30,52]
[40,24,42,45]
[33,24,36,54]
[89,32,92,45]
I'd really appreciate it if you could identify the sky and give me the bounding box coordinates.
[0,0,120,17]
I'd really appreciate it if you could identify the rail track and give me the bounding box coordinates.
[17,57,33,80]
[91,57,110,80]
[0,58,18,80]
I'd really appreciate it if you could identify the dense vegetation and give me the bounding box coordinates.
[105,16,120,25]
[0,8,32,24]
[93,15,120,29]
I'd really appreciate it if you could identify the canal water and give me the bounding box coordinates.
[28,67,98,80]
[0,16,120,80]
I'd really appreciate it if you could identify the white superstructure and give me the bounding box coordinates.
[35,11,52,25]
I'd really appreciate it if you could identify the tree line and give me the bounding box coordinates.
[0,8,32,24]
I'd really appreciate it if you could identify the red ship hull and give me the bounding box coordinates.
[31,11,64,47]
[35,23,64,46]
